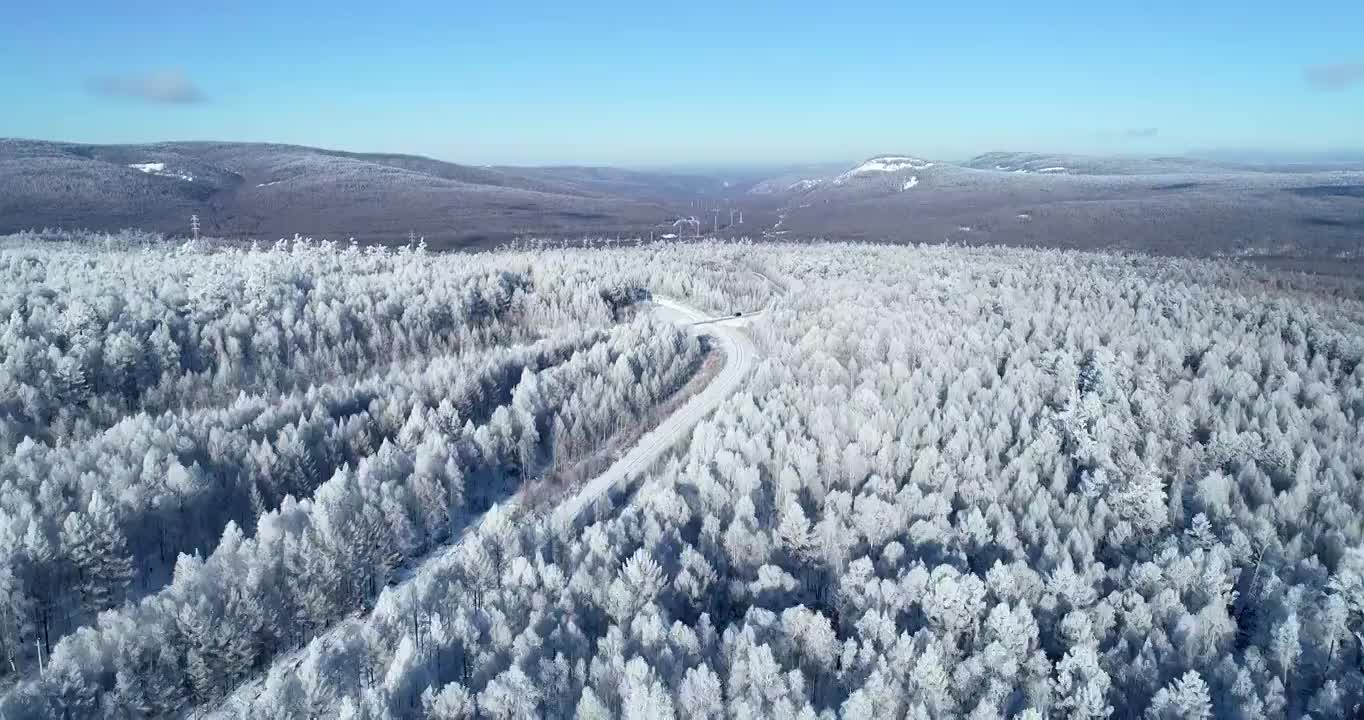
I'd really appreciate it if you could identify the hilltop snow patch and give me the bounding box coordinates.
[834,156,934,184]
[129,162,194,182]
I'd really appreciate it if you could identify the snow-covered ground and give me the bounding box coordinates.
[834,156,934,184]
[993,163,1067,174]
[129,162,195,182]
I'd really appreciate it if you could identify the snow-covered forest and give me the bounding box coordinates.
[2,231,1364,719]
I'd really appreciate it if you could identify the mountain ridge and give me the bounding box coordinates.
[0,139,688,247]
[4,139,1363,272]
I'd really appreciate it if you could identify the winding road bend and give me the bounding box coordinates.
[550,295,761,531]
[206,288,767,717]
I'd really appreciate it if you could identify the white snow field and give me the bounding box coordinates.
[128,161,195,181]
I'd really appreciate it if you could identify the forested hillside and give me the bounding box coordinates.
[2,233,1363,718]
[0,140,678,246]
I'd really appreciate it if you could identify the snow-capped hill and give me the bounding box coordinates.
[129,161,195,182]
[747,155,943,204]
[833,155,935,184]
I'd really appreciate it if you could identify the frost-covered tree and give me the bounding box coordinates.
[6,235,1364,720]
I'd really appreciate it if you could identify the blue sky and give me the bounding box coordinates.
[2,1,1361,166]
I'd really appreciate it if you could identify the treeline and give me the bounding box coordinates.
[497,237,774,319]
[212,242,1364,719]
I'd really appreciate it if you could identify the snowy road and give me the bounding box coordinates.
[550,296,759,531]
[204,291,765,717]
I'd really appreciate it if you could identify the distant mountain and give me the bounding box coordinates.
[0,139,691,247]
[965,151,1364,176]
[5,139,1362,272]
[962,152,1230,175]
[745,152,1364,269]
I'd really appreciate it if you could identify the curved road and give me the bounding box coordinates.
[206,290,767,717]
[551,296,759,531]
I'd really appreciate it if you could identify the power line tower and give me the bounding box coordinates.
[189,214,200,240]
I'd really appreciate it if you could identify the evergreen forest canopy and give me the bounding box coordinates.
[0,230,1362,719]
